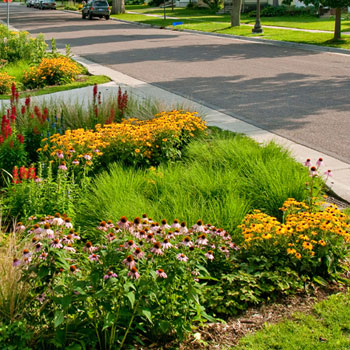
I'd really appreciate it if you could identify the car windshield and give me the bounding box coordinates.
[94,1,108,6]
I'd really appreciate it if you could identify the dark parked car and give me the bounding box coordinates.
[39,0,56,9]
[82,0,110,20]
[33,0,41,8]
[26,0,35,7]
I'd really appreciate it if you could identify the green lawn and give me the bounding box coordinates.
[112,12,350,49]
[125,5,350,32]
[0,75,110,99]
[236,293,350,350]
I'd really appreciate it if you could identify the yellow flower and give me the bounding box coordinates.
[295,252,302,259]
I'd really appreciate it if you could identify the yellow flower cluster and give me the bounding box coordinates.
[23,56,82,89]
[39,111,206,165]
[239,199,350,261]
[0,72,15,94]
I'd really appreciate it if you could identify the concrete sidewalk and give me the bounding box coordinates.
[1,54,350,203]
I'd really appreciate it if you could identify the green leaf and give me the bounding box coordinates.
[102,312,115,331]
[126,291,135,308]
[313,275,328,286]
[142,309,153,324]
[54,310,65,328]
[159,320,171,333]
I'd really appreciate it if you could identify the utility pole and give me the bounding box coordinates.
[7,0,10,27]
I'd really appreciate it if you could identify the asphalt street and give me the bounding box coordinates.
[1,3,350,163]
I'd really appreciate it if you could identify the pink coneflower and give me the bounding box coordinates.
[196,234,208,246]
[33,224,42,235]
[222,231,231,241]
[316,157,323,168]
[13,258,21,267]
[39,252,48,260]
[23,256,32,264]
[106,220,114,229]
[219,246,229,254]
[124,240,136,249]
[123,255,136,269]
[161,238,173,249]
[37,293,46,303]
[324,169,333,177]
[106,232,116,242]
[28,215,36,221]
[150,242,163,255]
[171,219,181,229]
[58,162,68,171]
[62,234,74,244]
[304,158,311,167]
[146,233,155,243]
[52,213,64,226]
[51,239,62,249]
[156,269,168,278]
[182,236,193,247]
[117,216,129,230]
[84,154,92,161]
[22,249,31,258]
[34,176,43,183]
[83,241,95,253]
[160,219,171,230]
[72,159,79,166]
[56,151,64,159]
[205,250,214,261]
[310,166,317,177]
[104,271,118,280]
[179,222,188,234]
[70,265,78,274]
[192,220,205,233]
[35,243,43,252]
[133,247,144,259]
[88,253,100,262]
[128,266,140,279]
[97,221,108,231]
[229,242,240,250]
[15,222,26,233]
[71,231,81,240]
[64,244,76,253]
[64,218,73,229]
[177,253,188,262]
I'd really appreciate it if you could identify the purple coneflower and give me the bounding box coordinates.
[161,238,173,249]
[117,216,129,230]
[192,220,205,233]
[106,232,116,242]
[196,234,208,246]
[304,158,311,167]
[84,154,92,161]
[39,252,48,260]
[104,271,118,280]
[16,222,26,233]
[124,239,136,249]
[150,242,163,255]
[205,250,214,261]
[72,159,79,166]
[88,253,100,262]
[160,219,171,230]
[133,247,144,259]
[51,239,63,249]
[324,169,333,177]
[35,243,43,252]
[171,219,181,229]
[128,266,140,279]
[13,258,21,267]
[64,244,76,253]
[182,236,193,247]
[123,255,136,269]
[56,151,64,159]
[156,269,167,278]
[83,241,96,253]
[177,253,188,262]
[316,157,323,168]
[37,293,46,303]
[58,162,68,171]
[310,166,317,177]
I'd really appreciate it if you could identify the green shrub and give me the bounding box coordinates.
[0,321,32,350]
[0,25,47,64]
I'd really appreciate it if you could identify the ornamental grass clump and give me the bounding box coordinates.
[39,110,207,168]
[23,56,83,89]
[8,214,239,348]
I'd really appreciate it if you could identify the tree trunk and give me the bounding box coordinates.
[334,7,341,40]
[112,0,125,14]
[231,0,242,27]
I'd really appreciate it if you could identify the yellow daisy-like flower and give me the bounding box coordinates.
[302,241,313,251]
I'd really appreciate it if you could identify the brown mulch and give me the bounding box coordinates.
[177,284,346,350]
[138,283,347,350]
